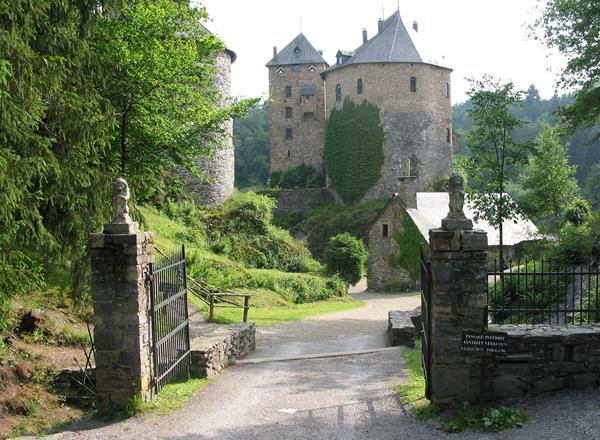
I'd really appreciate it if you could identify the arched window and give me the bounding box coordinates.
[357,79,363,94]
[410,77,417,93]
[335,84,342,102]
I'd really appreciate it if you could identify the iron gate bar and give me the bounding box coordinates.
[487,258,600,325]
[420,246,432,400]
[149,244,191,394]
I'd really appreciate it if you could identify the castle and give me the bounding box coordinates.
[267,11,455,203]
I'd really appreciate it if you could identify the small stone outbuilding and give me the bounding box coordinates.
[367,191,539,292]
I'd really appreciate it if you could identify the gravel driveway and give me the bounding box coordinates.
[20,292,600,440]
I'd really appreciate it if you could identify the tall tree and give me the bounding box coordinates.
[461,76,533,267]
[534,0,600,134]
[93,0,255,200]
[234,103,270,188]
[0,0,116,314]
[521,124,581,225]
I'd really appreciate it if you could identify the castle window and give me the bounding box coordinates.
[447,128,451,144]
[285,106,292,118]
[285,86,292,97]
[335,84,342,102]
[445,82,450,98]
[303,111,315,120]
[288,150,291,158]
[286,128,293,139]
[357,79,363,94]
[292,64,301,72]
[410,77,417,93]
[382,224,389,238]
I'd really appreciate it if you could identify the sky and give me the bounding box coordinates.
[194,0,566,104]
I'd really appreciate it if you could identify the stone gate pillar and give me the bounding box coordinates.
[89,178,155,414]
[428,173,488,406]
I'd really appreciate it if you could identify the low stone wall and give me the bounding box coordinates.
[486,324,600,399]
[271,188,334,214]
[190,323,255,378]
[388,308,421,347]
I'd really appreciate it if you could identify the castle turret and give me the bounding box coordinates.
[266,34,328,175]
[187,48,236,205]
[321,11,453,202]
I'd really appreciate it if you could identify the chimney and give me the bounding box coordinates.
[413,21,419,32]
[362,28,368,44]
[273,46,278,57]
[377,18,383,34]
[398,176,418,209]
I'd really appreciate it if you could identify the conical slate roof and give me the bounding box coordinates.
[266,33,327,67]
[324,11,449,73]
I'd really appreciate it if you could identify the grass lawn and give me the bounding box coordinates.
[190,294,365,326]
[135,378,211,416]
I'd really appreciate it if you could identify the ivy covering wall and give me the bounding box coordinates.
[390,214,428,280]
[324,98,384,204]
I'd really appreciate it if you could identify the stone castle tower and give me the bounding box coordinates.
[268,11,454,202]
[183,36,237,205]
[266,34,328,173]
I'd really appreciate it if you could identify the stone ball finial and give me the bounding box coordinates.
[441,172,473,231]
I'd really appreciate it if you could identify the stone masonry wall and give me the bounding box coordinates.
[367,198,414,291]
[271,188,334,214]
[324,63,453,202]
[90,231,155,413]
[184,50,235,206]
[486,324,600,399]
[269,63,328,173]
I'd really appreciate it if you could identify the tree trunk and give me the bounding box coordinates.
[499,222,504,270]
[120,112,128,175]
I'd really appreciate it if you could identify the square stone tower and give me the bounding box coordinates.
[266,34,328,174]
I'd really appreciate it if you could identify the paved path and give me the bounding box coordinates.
[25,292,600,440]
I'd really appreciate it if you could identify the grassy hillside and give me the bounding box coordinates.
[140,192,363,324]
[275,199,386,260]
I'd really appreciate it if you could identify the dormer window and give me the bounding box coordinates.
[294,46,302,54]
[337,56,343,65]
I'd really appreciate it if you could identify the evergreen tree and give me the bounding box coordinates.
[521,124,581,226]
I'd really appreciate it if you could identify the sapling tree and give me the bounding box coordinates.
[462,76,533,267]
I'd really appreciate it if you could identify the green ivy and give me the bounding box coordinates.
[325,98,384,204]
[390,214,428,280]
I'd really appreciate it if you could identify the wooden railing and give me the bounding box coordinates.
[155,246,251,323]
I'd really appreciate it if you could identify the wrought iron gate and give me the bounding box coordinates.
[420,247,432,400]
[149,245,191,393]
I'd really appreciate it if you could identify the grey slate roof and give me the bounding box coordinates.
[324,11,447,74]
[266,33,327,67]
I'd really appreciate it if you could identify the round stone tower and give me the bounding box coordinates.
[321,11,453,202]
[184,45,236,206]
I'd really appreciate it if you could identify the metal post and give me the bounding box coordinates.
[243,296,249,323]
[209,294,214,322]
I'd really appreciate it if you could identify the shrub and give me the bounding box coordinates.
[324,233,367,285]
[565,198,591,226]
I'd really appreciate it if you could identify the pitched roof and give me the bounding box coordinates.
[323,11,449,75]
[266,33,327,67]
[371,192,539,247]
[407,193,539,246]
